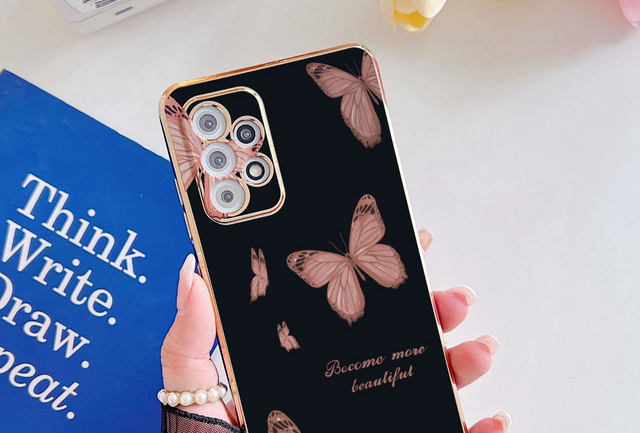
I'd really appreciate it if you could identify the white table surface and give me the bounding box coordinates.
[2,0,639,431]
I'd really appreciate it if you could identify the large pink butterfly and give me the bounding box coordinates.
[163,96,262,219]
[267,410,301,433]
[287,195,407,325]
[250,247,269,302]
[306,52,383,148]
[277,321,300,352]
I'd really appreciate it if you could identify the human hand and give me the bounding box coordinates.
[160,254,233,422]
[160,229,511,431]
[419,228,511,433]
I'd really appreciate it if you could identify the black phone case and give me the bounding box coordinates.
[160,45,466,433]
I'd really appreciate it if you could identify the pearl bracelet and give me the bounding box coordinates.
[157,383,228,407]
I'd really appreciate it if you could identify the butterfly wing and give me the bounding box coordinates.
[164,97,203,187]
[306,63,362,98]
[287,250,348,287]
[340,84,382,148]
[277,322,286,347]
[307,62,381,148]
[326,261,365,324]
[360,52,383,102]
[280,321,290,337]
[267,411,301,433]
[258,249,268,280]
[350,195,407,288]
[354,243,407,289]
[228,138,262,175]
[285,335,301,351]
[287,251,365,324]
[349,194,386,255]
[278,322,300,351]
[250,248,269,302]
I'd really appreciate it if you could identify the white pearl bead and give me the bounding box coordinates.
[195,390,208,405]
[218,385,227,399]
[167,392,179,407]
[157,390,167,405]
[179,392,194,406]
[208,387,219,402]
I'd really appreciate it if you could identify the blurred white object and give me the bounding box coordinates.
[50,0,170,33]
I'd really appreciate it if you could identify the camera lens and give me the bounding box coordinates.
[221,190,234,203]
[198,114,218,133]
[208,151,227,170]
[211,180,246,213]
[201,143,236,178]
[237,125,255,143]
[243,156,272,186]
[246,161,264,180]
[192,105,228,140]
[233,119,262,148]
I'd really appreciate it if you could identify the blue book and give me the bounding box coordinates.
[0,70,192,432]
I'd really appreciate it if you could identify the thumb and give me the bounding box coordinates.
[168,254,217,360]
[161,254,229,420]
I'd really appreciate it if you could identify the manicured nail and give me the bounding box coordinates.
[418,228,434,251]
[177,254,196,315]
[475,335,500,356]
[493,411,512,432]
[446,285,477,306]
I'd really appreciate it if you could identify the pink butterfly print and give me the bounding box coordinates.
[164,96,263,219]
[287,195,407,325]
[164,97,202,188]
[277,321,300,352]
[306,52,383,148]
[268,410,301,433]
[250,248,269,302]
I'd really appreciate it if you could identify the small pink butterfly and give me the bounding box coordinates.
[164,96,262,219]
[277,321,300,352]
[250,248,269,302]
[287,195,407,325]
[306,52,383,148]
[268,410,301,433]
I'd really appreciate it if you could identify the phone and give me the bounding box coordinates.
[159,44,467,433]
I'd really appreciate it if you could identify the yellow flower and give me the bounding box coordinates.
[380,0,447,33]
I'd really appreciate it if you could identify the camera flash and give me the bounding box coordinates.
[248,164,264,179]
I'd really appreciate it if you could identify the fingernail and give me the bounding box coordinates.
[177,254,196,315]
[493,411,512,432]
[446,285,477,306]
[475,335,500,356]
[418,228,434,251]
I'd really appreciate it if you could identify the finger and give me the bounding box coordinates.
[161,255,229,420]
[432,286,476,332]
[468,412,512,433]
[419,228,434,251]
[166,257,217,361]
[448,336,498,388]
[161,275,218,389]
